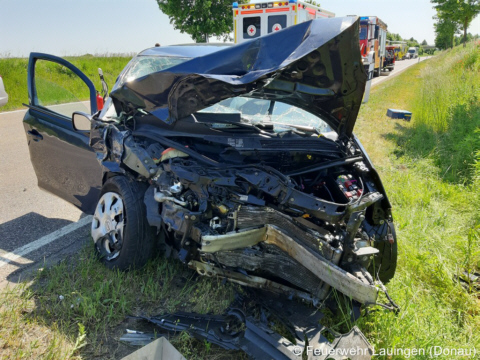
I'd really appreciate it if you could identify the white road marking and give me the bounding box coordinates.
[0,108,28,115]
[0,215,92,268]
[0,101,91,116]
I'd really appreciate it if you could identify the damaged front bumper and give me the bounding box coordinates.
[196,224,378,305]
[89,119,399,310]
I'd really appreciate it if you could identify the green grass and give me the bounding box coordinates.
[353,43,480,359]
[0,55,132,112]
[0,247,238,359]
[1,44,480,359]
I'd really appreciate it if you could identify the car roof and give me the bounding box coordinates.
[138,43,232,58]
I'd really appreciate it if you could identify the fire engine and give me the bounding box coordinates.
[358,16,387,102]
[359,16,387,76]
[232,1,334,44]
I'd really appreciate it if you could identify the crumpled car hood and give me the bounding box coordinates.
[110,17,366,136]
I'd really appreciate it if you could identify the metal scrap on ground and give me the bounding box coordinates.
[121,291,374,360]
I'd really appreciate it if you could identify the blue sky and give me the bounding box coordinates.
[0,0,479,57]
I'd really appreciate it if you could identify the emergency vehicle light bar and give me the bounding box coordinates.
[233,2,291,9]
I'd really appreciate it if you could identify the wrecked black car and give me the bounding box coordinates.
[24,17,397,308]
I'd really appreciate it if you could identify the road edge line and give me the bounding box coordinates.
[0,215,92,268]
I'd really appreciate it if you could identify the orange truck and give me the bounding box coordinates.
[358,16,388,102]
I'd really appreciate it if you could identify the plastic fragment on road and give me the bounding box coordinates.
[386,109,412,121]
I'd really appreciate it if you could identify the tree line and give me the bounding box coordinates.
[154,0,479,50]
[432,0,480,49]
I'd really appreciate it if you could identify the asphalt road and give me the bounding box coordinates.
[372,57,431,87]
[0,56,430,288]
[0,108,89,287]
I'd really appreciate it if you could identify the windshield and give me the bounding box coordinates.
[120,55,190,86]
[359,26,368,40]
[199,97,333,133]
[408,49,416,53]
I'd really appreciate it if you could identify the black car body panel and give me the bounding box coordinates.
[110,17,366,136]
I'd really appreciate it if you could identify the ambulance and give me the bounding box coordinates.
[232,1,335,44]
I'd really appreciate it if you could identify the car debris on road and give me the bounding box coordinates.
[122,290,374,360]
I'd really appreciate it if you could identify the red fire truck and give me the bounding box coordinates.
[232,1,334,44]
[384,46,396,71]
[358,16,388,102]
[359,17,388,76]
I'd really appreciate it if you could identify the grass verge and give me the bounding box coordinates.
[355,43,480,358]
[0,55,132,112]
[0,247,239,359]
[1,44,480,359]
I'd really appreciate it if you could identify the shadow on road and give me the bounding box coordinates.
[0,212,73,252]
[0,212,90,285]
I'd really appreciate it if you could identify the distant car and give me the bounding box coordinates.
[22,17,398,307]
[0,75,8,107]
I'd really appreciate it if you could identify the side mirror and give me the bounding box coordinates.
[72,111,92,132]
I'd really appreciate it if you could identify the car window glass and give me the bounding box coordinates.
[34,60,90,118]
[199,97,332,133]
[121,56,190,84]
[268,15,286,33]
[243,17,261,39]
[272,102,331,132]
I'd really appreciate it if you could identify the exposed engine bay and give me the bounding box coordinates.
[90,116,397,309]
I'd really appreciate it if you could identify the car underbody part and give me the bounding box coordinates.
[128,291,374,360]
[455,271,480,293]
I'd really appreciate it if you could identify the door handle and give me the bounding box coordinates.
[28,130,43,141]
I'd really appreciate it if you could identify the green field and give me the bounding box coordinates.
[0,55,132,111]
[0,44,479,359]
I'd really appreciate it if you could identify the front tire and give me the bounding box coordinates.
[369,222,398,284]
[91,176,155,270]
